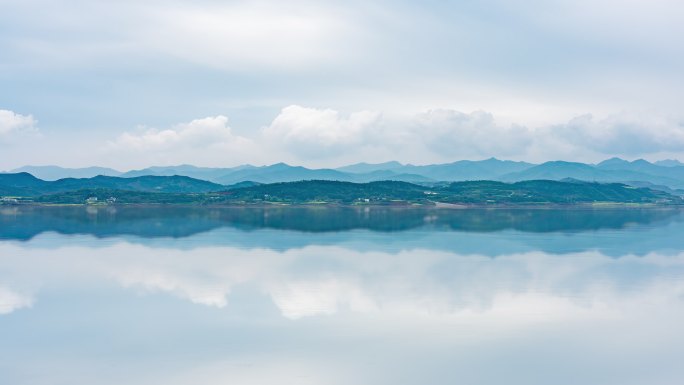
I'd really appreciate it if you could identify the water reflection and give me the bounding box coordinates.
[2,206,682,239]
[3,206,684,257]
[1,208,683,385]
[2,240,683,318]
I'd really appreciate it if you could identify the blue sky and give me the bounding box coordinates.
[1,0,683,170]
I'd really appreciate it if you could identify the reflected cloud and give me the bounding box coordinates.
[0,285,33,315]
[2,241,683,325]
[269,278,377,319]
[2,234,684,385]
[118,270,231,308]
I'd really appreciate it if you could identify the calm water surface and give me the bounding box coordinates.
[1,206,684,385]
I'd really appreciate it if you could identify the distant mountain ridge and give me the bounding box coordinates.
[10,166,122,180]
[0,173,226,196]
[6,157,684,190]
[502,160,684,189]
[655,159,684,167]
[22,179,684,206]
[6,158,538,184]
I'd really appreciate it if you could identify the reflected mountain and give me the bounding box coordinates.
[1,205,682,241]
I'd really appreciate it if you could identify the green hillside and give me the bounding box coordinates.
[4,178,682,206]
[0,173,225,196]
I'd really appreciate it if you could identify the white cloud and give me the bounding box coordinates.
[412,109,534,158]
[110,115,242,150]
[100,107,684,168]
[553,113,684,155]
[263,105,381,157]
[2,0,684,145]
[259,106,540,164]
[106,115,256,167]
[0,109,37,139]
[0,286,33,315]
[260,106,684,164]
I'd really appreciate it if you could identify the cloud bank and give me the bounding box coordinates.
[554,114,684,155]
[2,0,683,132]
[2,1,684,168]
[102,106,684,168]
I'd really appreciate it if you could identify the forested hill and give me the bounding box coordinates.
[0,173,226,196]
[9,179,682,206]
[216,180,680,205]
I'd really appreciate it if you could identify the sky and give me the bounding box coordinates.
[1,0,683,170]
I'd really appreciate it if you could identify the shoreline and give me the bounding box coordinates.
[2,201,681,210]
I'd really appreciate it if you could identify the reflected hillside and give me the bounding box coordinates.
[1,205,682,241]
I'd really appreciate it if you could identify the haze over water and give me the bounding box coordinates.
[1,206,684,385]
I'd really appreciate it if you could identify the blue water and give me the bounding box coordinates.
[1,206,683,385]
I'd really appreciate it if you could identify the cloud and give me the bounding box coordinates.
[2,0,684,145]
[262,105,381,157]
[260,106,539,163]
[0,286,33,315]
[110,115,242,150]
[141,2,360,71]
[100,106,684,168]
[0,0,364,72]
[107,115,255,166]
[261,106,684,164]
[412,109,534,158]
[553,113,684,155]
[0,109,37,139]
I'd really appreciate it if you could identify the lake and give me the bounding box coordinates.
[1,206,684,385]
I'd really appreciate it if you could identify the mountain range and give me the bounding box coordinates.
[12,179,679,206]
[4,157,684,192]
[0,173,226,196]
